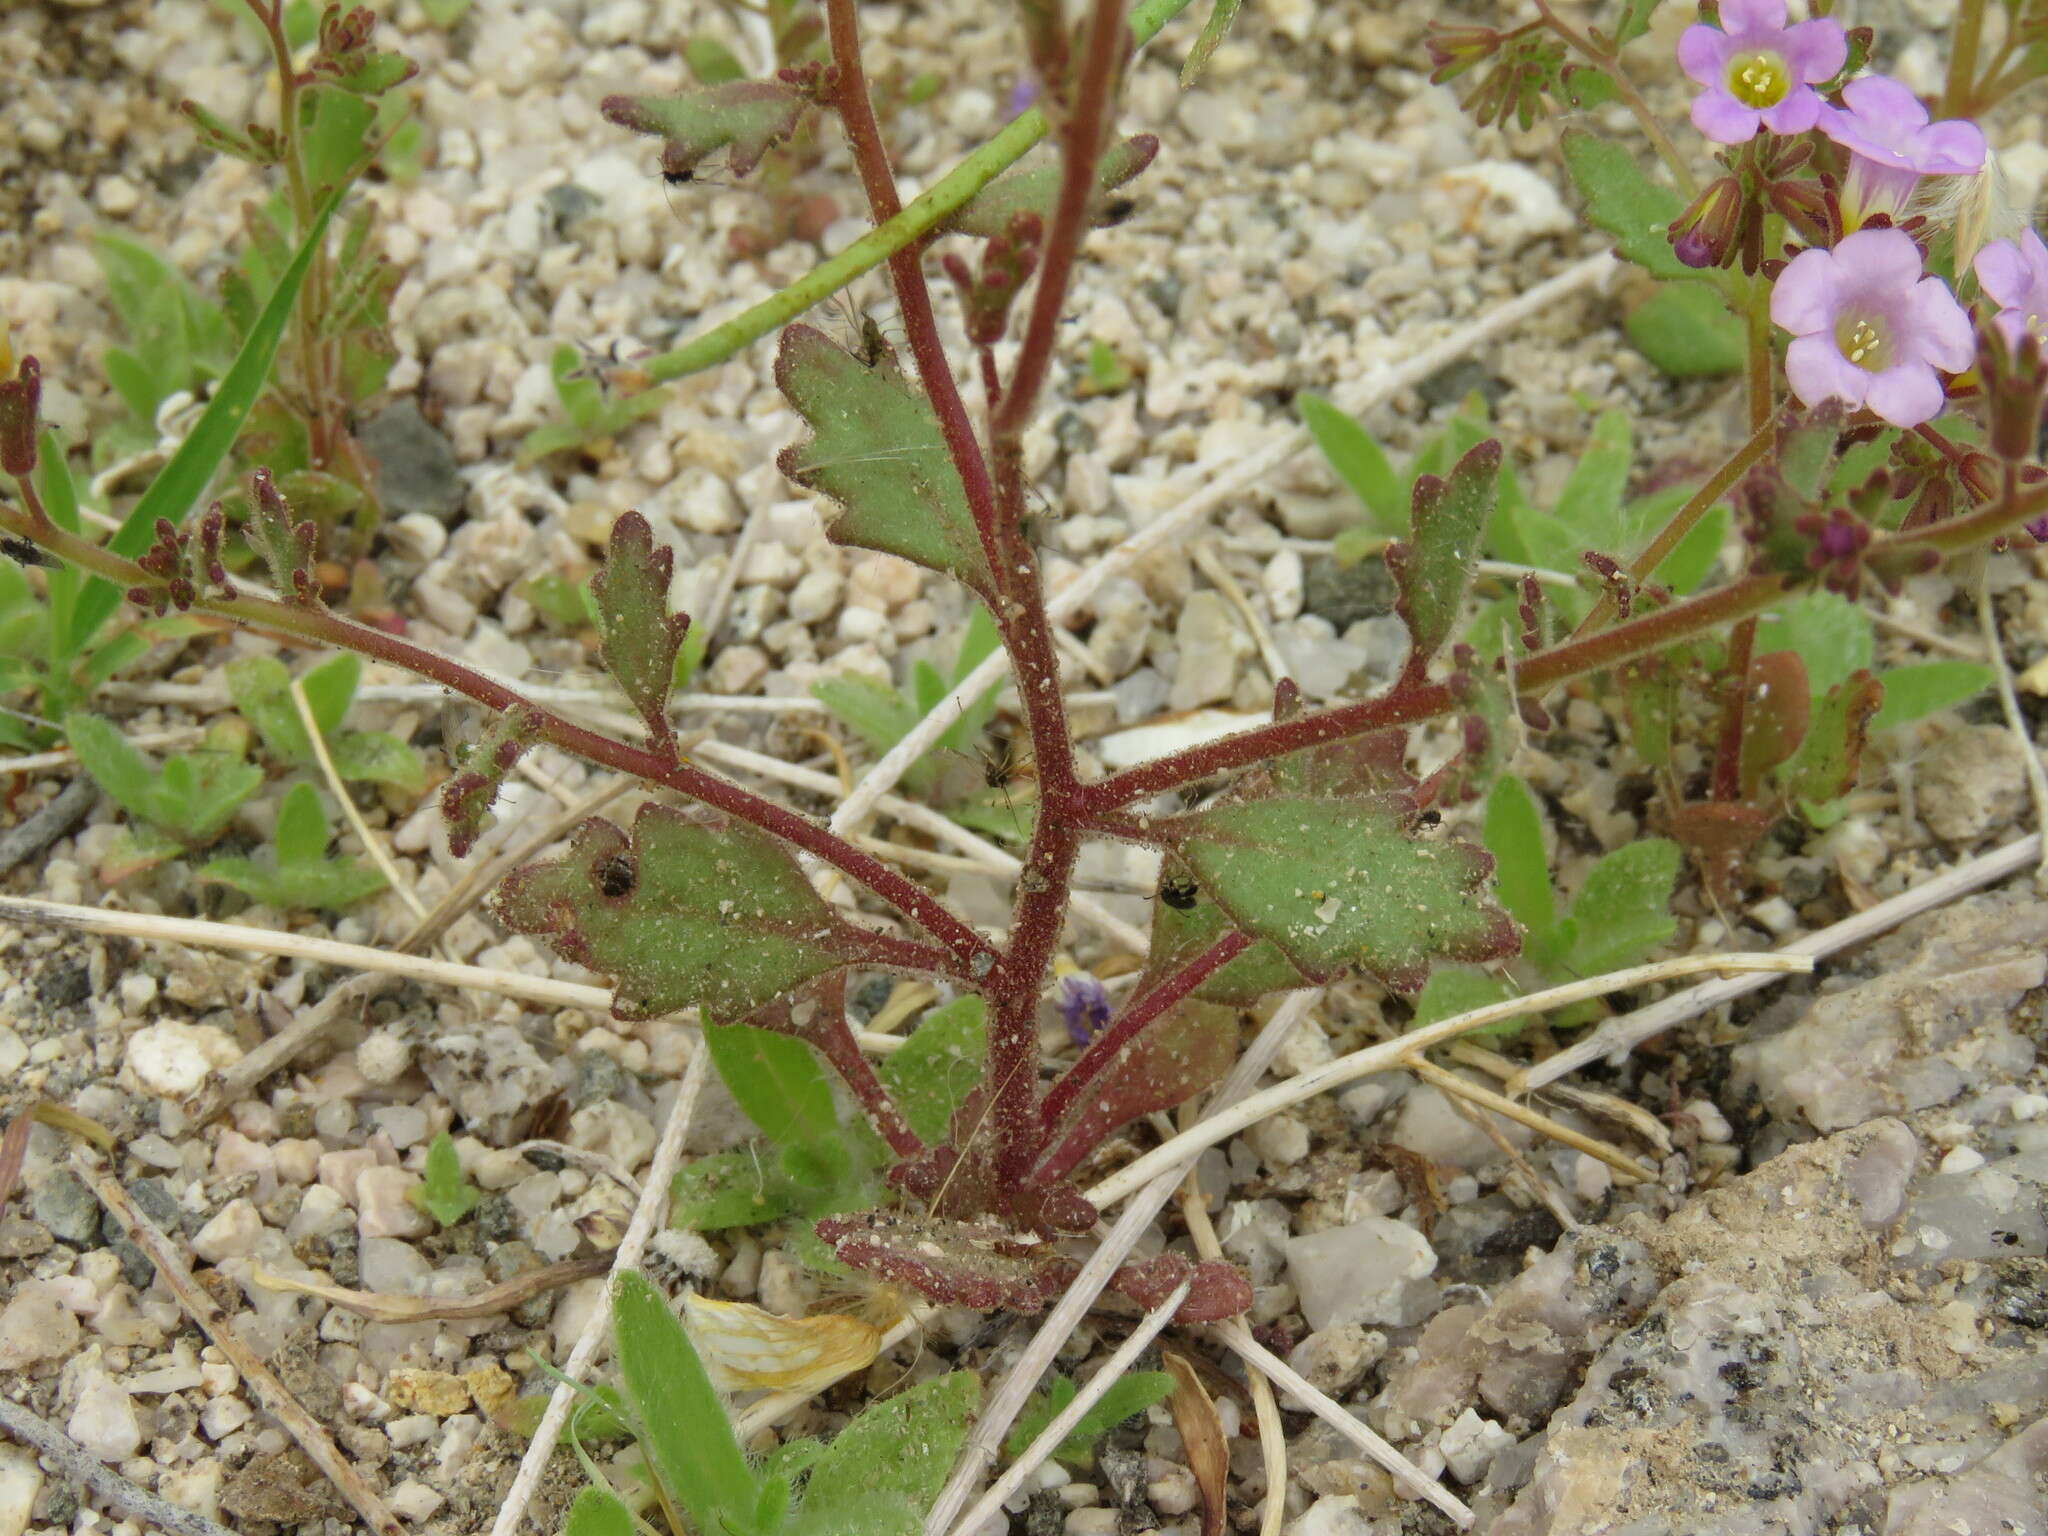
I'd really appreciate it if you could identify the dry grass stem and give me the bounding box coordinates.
[945,1280,1192,1536]
[0,776,99,875]
[290,677,430,924]
[0,727,205,776]
[192,972,397,1125]
[78,1153,404,1536]
[1404,1053,1653,1184]
[1435,1072,1581,1231]
[1870,605,1985,659]
[1514,833,2042,1093]
[1088,953,1802,1210]
[1192,539,1291,687]
[489,1040,711,1536]
[0,1396,237,1536]
[1212,1320,1474,1528]
[1160,1350,1229,1536]
[1446,1040,1674,1155]
[254,1255,612,1323]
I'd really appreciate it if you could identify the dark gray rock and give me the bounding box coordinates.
[359,399,463,523]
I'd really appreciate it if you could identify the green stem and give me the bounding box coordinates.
[1536,0,1696,200]
[1944,0,1987,118]
[1745,275,1774,433]
[635,0,1201,386]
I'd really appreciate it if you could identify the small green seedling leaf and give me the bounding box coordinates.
[492,802,872,1021]
[1410,965,1520,1031]
[1869,660,1994,733]
[777,325,993,591]
[684,35,747,84]
[602,80,816,180]
[1483,774,1555,959]
[1561,837,1681,978]
[612,1271,762,1536]
[228,654,424,790]
[1561,129,1692,282]
[591,511,692,748]
[561,1487,633,1536]
[670,1147,804,1230]
[1626,283,1744,377]
[411,1131,482,1227]
[1756,591,1872,695]
[1302,391,1407,534]
[1388,438,1501,671]
[784,1371,980,1536]
[704,1022,839,1151]
[1781,669,1883,817]
[200,782,388,910]
[1006,1371,1176,1466]
[876,997,988,1145]
[943,135,1159,239]
[66,712,263,847]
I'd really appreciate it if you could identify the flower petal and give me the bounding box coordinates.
[2022,228,2048,285]
[1838,74,1928,131]
[1778,18,1849,81]
[1759,89,1822,135]
[1917,119,1988,175]
[1863,364,1946,428]
[1831,226,1927,292]
[1678,25,1739,85]
[1692,91,1763,144]
[1717,0,1788,38]
[1785,333,1868,411]
[1771,247,1844,335]
[1976,240,2029,309]
[1905,276,1975,371]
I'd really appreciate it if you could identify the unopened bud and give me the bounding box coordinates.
[0,356,41,478]
[1670,176,1744,270]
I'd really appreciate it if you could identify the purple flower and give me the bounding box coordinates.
[1771,226,1973,428]
[1057,974,1112,1047]
[1678,0,1847,144]
[1975,228,2048,353]
[1820,75,1987,228]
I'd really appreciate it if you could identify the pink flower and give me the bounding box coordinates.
[1975,228,2048,353]
[1819,75,1987,228]
[1679,0,1847,144]
[1771,226,1973,428]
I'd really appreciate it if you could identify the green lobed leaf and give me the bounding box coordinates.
[1006,1370,1176,1465]
[1561,838,1680,977]
[1482,774,1555,959]
[71,188,342,655]
[1626,283,1744,378]
[670,1148,803,1230]
[1560,129,1691,282]
[298,652,360,735]
[1869,660,1994,733]
[412,1130,483,1227]
[612,1271,761,1536]
[602,79,815,179]
[1139,855,1312,1006]
[1301,391,1407,534]
[272,781,330,867]
[64,713,159,820]
[492,802,868,1022]
[1388,438,1500,668]
[784,1371,981,1536]
[876,996,988,1145]
[1165,786,1519,993]
[590,511,692,744]
[200,854,388,911]
[776,325,992,591]
[1780,669,1883,812]
[325,732,426,792]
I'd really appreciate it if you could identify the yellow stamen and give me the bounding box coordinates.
[1839,317,1887,369]
[1727,51,1790,110]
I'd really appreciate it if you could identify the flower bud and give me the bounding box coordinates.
[1670,176,1744,269]
[1424,24,1502,83]
[0,356,41,479]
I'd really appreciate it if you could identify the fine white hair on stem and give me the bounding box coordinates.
[1513,832,2043,1094]
[945,1280,1193,1536]
[830,250,1617,834]
[920,990,1324,1536]
[489,1040,712,1536]
[1084,953,1806,1211]
[1212,1320,1474,1527]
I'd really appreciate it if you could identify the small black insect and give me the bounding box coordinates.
[1419,808,1443,828]
[596,853,637,899]
[1,535,51,569]
[1160,873,1199,910]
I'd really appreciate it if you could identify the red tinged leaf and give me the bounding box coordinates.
[1738,649,1810,799]
[1387,439,1500,676]
[1032,1001,1238,1185]
[602,80,817,180]
[591,511,691,750]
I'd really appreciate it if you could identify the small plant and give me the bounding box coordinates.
[228,652,424,792]
[519,345,672,464]
[1005,1368,1176,1466]
[199,780,387,910]
[561,1271,977,1536]
[411,1131,483,1228]
[65,712,264,881]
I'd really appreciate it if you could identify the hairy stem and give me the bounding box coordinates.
[1535,0,1696,199]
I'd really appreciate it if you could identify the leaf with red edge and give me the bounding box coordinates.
[602,80,816,179]
[775,325,992,591]
[1140,856,1307,1006]
[492,802,869,1021]
[1034,1001,1238,1184]
[1110,1253,1250,1323]
[591,511,690,748]
[815,1211,1076,1312]
[942,135,1159,239]
[1386,439,1500,675]
[1160,783,1517,994]
[1779,668,1882,811]
[1738,649,1810,799]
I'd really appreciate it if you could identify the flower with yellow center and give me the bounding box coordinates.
[1679,0,1846,144]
